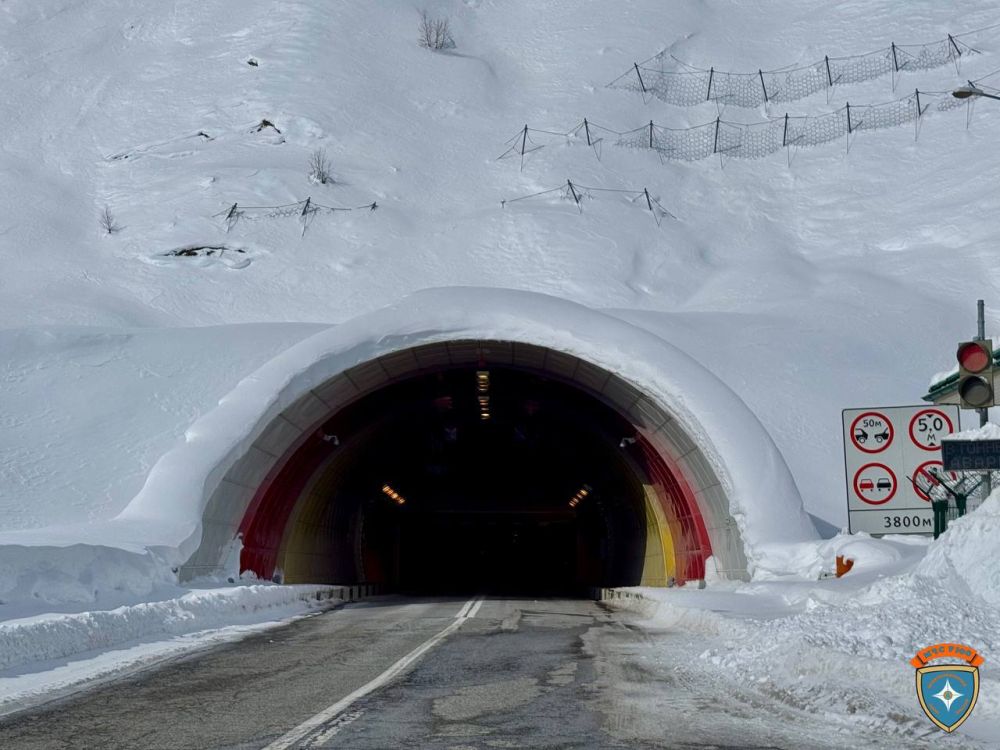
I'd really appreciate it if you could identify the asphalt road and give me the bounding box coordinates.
[0,596,915,749]
[0,597,652,749]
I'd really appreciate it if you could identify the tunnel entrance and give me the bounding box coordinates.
[260,366,651,596]
[196,340,733,591]
[398,512,579,595]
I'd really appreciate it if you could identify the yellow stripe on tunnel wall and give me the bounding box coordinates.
[640,483,675,586]
[276,422,386,583]
[275,450,343,583]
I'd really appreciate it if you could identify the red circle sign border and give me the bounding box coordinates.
[912,459,955,502]
[853,462,898,505]
[907,409,955,452]
[850,411,894,454]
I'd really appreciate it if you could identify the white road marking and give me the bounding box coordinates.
[262,596,485,750]
[301,709,363,748]
[454,597,476,619]
[467,597,484,619]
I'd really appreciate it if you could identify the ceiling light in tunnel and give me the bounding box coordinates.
[476,370,491,420]
[381,484,406,506]
[568,484,592,509]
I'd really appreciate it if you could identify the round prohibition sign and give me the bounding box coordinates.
[908,409,954,452]
[853,462,897,505]
[912,460,958,502]
[850,411,894,453]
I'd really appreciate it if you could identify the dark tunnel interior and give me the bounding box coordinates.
[307,365,651,596]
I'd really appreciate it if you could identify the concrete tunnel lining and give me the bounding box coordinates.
[228,346,715,589]
[117,288,816,583]
[187,340,738,585]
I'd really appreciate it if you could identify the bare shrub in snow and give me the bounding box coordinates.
[418,11,455,51]
[308,148,333,185]
[99,206,121,235]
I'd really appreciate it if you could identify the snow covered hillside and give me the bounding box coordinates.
[4,0,1000,535]
[3,0,1000,550]
[4,3,1000,739]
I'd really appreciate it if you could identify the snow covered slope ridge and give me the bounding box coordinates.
[4,2,1000,581]
[0,0,997,328]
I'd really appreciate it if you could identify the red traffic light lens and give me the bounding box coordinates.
[958,342,991,373]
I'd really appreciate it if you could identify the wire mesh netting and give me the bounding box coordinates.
[501,180,676,224]
[501,85,985,167]
[213,198,378,235]
[610,29,986,108]
[923,468,995,509]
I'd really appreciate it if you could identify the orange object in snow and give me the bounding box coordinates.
[836,555,854,577]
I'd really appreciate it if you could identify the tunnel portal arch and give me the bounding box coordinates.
[119,288,815,587]
[184,340,742,588]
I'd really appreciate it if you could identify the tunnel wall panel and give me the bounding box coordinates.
[281,392,331,432]
[313,375,361,408]
[226,446,279,490]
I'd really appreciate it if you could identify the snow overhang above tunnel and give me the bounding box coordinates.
[118,287,817,579]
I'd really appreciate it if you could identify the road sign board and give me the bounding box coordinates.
[911,460,958,502]
[848,508,935,535]
[849,411,893,453]
[852,462,897,504]
[942,438,1000,471]
[843,405,961,535]
[908,408,954,452]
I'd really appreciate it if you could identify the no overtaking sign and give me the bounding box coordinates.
[843,405,960,535]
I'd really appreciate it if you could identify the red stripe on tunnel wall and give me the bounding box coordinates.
[239,430,333,580]
[637,435,711,584]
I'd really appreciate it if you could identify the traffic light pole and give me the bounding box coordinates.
[976,299,992,498]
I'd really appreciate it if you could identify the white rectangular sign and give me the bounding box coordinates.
[843,405,961,535]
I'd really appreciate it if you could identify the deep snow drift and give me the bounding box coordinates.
[611,492,1000,744]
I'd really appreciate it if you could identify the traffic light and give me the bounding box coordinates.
[956,340,995,409]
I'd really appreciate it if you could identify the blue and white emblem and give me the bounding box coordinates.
[915,664,980,733]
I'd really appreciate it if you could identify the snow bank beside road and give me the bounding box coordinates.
[915,490,1000,606]
[0,543,173,616]
[750,533,927,581]
[0,582,350,677]
[619,493,1000,665]
[608,492,1000,744]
